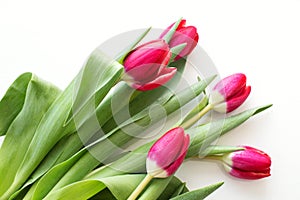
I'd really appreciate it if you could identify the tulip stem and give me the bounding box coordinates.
[127,174,153,200]
[204,155,223,161]
[181,104,213,129]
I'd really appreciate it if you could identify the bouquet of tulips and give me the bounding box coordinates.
[0,18,272,200]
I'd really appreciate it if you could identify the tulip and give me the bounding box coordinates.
[160,19,199,60]
[180,73,250,129]
[128,127,189,200]
[222,146,271,180]
[122,39,175,91]
[209,73,251,113]
[147,127,190,178]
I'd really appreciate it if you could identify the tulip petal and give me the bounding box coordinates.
[159,19,198,60]
[123,39,174,91]
[123,40,170,72]
[164,134,190,176]
[146,127,189,178]
[226,86,251,113]
[169,26,199,60]
[213,73,247,100]
[224,165,271,180]
[125,63,162,82]
[222,146,271,180]
[133,67,177,91]
[230,145,271,172]
[147,127,185,169]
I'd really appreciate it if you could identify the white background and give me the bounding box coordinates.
[0,0,299,199]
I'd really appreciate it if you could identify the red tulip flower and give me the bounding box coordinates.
[146,127,190,178]
[222,146,271,180]
[123,39,175,91]
[128,127,190,200]
[160,19,199,60]
[209,73,251,113]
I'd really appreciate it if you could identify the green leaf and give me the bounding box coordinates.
[0,73,33,136]
[176,95,208,127]
[170,43,187,61]
[43,175,145,200]
[19,82,135,198]
[0,73,61,197]
[115,27,151,63]
[138,177,173,200]
[186,104,273,158]
[163,18,183,43]
[43,180,106,200]
[200,145,244,157]
[1,49,124,199]
[170,182,224,200]
[168,182,188,198]
[89,188,116,200]
[26,150,87,200]
[43,174,190,200]
[140,176,189,200]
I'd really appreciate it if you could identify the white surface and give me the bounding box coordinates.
[1,0,299,199]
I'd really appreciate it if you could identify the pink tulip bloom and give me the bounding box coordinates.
[209,73,251,113]
[222,146,271,180]
[146,127,190,178]
[160,19,199,60]
[123,39,175,91]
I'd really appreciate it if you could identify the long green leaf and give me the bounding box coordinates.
[138,176,189,200]
[1,49,124,199]
[170,182,224,200]
[200,145,244,157]
[43,175,145,200]
[115,27,152,63]
[0,73,61,197]
[43,180,106,200]
[43,174,189,200]
[186,104,273,157]
[158,177,188,199]
[0,73,33,136]
[25,150,87,200]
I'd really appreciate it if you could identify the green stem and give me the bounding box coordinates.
[202,155,223,161]
[127,174,153,200]
[181,104,213,129]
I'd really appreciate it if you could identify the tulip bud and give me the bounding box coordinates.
[222,146,271,180]
[160,19,199,60]
[146,127,190,178]
[122,39,175,91]
[209,73,251,113]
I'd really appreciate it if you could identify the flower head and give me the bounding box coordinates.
[160,19,199,60]
[222,146,271,180]
[146,127,190,178]
[209,73,251,113]
[123,39,175,91]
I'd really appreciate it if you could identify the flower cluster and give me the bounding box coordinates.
[0,18,271,200]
